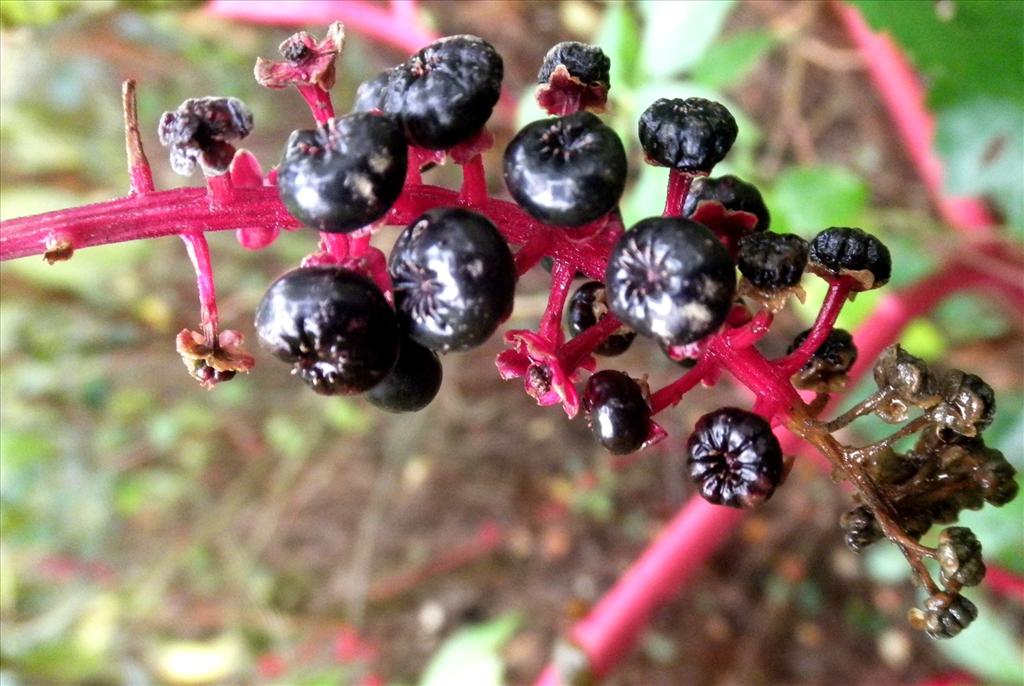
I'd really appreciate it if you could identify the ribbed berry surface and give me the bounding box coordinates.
[638,97,737,172]
[807,226,892,290]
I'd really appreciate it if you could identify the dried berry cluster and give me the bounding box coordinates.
[88,23,1021,641]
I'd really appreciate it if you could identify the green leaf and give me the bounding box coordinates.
[850,0,1024,108]
[936,98,1024,231]
[692,31,776,88]
[594,2,641,88]
[934,594,1024,684]
[767,165,869,236]
[419,614,521,686]
[637,1,735,79]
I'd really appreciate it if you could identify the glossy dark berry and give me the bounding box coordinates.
[537,41,610,89]
[840,505,883,553]
[383,35,503,149]
[807,226,892,290]
[255,266,400,395]
[788,327,857,392]
[389,208,516,352]
[503,111,627,227]
[638,97,737,172]
[158,96,253,175]
[567,281,636,356]
[277,113,407,233]
[922,592,977,639]
[683,175,770,231]
[605,217,736,346]
[353,68,394,113]
[932,370,996,437]
[737,232,808,291]
[365,336,443,413]
[936,527,985,587]
[687,407,783,509]
[582,370,650,454]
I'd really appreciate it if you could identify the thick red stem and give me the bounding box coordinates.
[662,169,696,217]
[539,261,575,344]
[458,154,488,209]
[296,84,335,125]
[514,234,551,277]
[649,357,713,414]
[556,314,621,373]
[776,278,853,375]
[180,233,220,342]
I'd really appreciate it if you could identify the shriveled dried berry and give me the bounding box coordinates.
[864,447,917,486]
[687,407,783,508]
[605,217,736,347]
[683,175,770,231]
[789,328,857,392]
[921,592,977,639]
[807,227,891,291]
[738,233,808,291]
[536,41,610,113]
[976,450,1019,506]
[158,96,253,175]
[936,527,986,588]
[582,370,651,454]
[931,370,996,437]
[840,505,883,552]
[639,97,737,172]
[872,344,941,423]
[567,281,636,356]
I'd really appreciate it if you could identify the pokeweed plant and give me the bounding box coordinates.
[0,16,1021,682]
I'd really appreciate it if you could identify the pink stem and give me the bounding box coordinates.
[833,2,994,234]
[556,311,622,372]
[296,84,335,125]
[984,566,1024,604]
[319,232,349,259]
[204,0,438,55]
[538,261,575,344]
[776,278,852,375]
[180,232,220,342]
[514,234,551,277]
[662,170,695,217]
[649,357,713,413]
[459,154,488,208]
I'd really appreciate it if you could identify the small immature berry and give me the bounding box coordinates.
[582,370,650,454]
[605,217,736,347]
[936,527,986,587]
[839,505,883,552]
[683,175,770,231]
[158,96,254,175]
[687,407,784,508]
[807,226,892,290]
[277,112,407,233]
[922,592,977,639]
[389,208,516,352]
[255,266,400,395]
[737,232,808,291]
[503,112,627,226]
[638,97,738,172]
[931,370,996,437]
[789,327,857,392]
[383,35,503,149]
[567,281,635,356]
[366,336,443,413]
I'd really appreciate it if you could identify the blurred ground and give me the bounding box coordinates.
[1,2,1022,686]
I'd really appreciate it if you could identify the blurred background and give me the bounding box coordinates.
[1,2,1021,685]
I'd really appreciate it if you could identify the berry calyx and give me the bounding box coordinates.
[158,96,253,176]
[683,175,771,231]
[788,327,857,392]
[277,112,408,233]
[389,207,516,352]
[366,336,443,413]
[686,407,784,508]
[638,97,737,172]
[255,266,400,395]
[807,226,892,291]
[503,111,627,227]
[383,35,503,149]
[536,41,611,114]
[605,216,736,346]
[582,370,651,454]
[567,281,635,356]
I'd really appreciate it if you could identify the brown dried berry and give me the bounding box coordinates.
[936,527,986,588]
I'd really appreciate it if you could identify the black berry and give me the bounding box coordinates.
[788,327,858,392]
[537,41,610,90]
[605,217,736,346]
[158,96,253,176]
[807,226,892,291]
[582,370,650,454]
[683,175,770,231]
[839,505,883,553]
[936,526,986,588]
[353,68,394,113]
[366,336,443,413]
[638,97,737,172]
[737,232,808,291]
[255,266,400,395]
[383,35,503,149]
[567,281,636,356]
[389,208,516,352]
[277,113,407,233]
[687,407,784,508]
[503,111,627,227]
[922,592,977,639]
